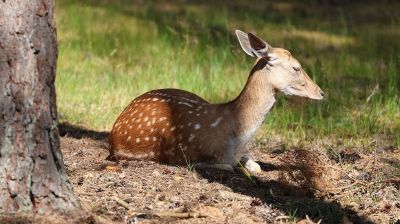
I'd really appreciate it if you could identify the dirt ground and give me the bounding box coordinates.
[59,123,400,224]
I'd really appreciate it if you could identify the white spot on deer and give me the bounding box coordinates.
[160,99,166,102]
[127,136,131,141]
[136,118,141,123]
[144,117,148,122]
[178,101,193,107]
[152,98,159,101]
[138,124,142,128]
[170,126,176,131]
[180,97,200,104]
[124,130,127,135]
[128,125,133,129]
[196,106,202,111]
[188,111,193,114]
[140,130,144,134]
[139,113,143,117]
[152,117,157,124]
[145,137,149,141]
[136,138,140,143]
[203,110,208,114]
[147,121,151,126]
[152,137,157,141]
[151,110,156,115]
[196,114,200,116]
[150,128,154,133]
[187,122,192,126]
[166,99,172,102]
[188,134,195,142]
[161,128,165,133]
[159,117,167,121]
[179,125,183,129]
[210,117,223,128]
[194,124,201,130]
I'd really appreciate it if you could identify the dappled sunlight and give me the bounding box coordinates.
[289,29,355,49]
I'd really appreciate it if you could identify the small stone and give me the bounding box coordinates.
[174,176,183,181]
[152,170,161,176]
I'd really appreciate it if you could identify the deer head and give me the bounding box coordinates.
[236,30,324,100]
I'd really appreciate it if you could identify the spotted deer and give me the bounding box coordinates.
[108,30,324,173]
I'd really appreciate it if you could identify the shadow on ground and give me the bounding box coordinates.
[195,149,373,224]
[58,123,372,223]
[58,122,109,141]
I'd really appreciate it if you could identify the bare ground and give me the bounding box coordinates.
[59,123,400,224]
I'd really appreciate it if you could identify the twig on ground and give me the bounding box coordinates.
[113,197,206,219]
[113,197,131,210]
[327,181,358,192]
[76,191,98,196]
[275,215,290,221]
[218,190,250,201]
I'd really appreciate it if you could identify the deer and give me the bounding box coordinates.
[108,30,324,173]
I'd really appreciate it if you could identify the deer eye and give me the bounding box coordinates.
[293,66,301,72]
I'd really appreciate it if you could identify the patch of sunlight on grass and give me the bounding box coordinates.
[289,29,355,48]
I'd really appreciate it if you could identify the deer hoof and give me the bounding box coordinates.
[245,159,261,173]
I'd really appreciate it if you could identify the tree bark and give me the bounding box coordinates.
[0,0,85,221]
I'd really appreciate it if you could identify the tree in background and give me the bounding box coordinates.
[0,0,87,222]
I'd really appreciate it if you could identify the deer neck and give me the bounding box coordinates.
[228,59,276,141]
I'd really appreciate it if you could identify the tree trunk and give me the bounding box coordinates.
[0,0,86,222]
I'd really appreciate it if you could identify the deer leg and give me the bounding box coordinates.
[193,162,234,172]
[240,155,261,173]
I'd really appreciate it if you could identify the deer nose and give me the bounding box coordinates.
[320,90,325,97]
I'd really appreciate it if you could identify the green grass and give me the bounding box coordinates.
[56,0,400,147]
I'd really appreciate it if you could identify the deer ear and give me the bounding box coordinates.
[235,30,271,58]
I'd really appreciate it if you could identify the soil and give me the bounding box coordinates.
[59,123,400,224]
